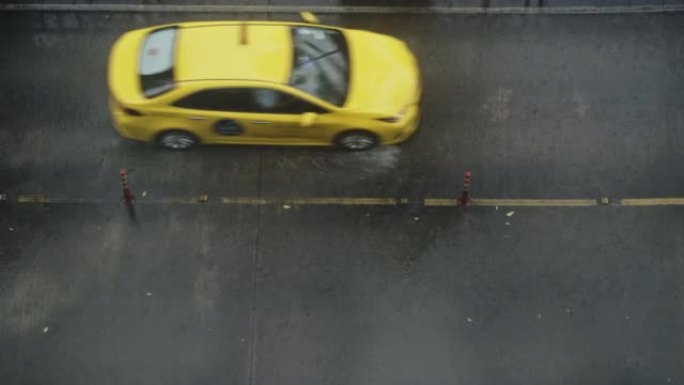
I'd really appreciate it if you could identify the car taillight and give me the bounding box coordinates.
[118,102,142,116]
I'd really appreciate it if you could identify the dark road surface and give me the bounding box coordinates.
[1,11,683,199]
[1,204,683,384]
[1,9,683,385]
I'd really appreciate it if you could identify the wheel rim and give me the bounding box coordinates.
[161,134,194,149]
[341,135,374,150]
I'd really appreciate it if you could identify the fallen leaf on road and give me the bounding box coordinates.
[506,211,515,217]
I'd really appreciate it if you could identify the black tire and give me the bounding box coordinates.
[157,130,198,151]
[335,131,378,151]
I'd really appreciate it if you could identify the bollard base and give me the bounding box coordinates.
[460,192,471,208]
[460,170,473,208]
[122,188,134,205]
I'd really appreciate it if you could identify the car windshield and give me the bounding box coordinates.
[289,27,349,107]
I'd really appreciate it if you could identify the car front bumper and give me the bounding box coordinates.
[385,104,420,145]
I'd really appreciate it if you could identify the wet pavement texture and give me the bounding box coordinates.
[1,205,683,384]
[1,9,684,385]
[1,11,683,199]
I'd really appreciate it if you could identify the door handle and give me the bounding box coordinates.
[250,120,272,125]
[186,116,207,120]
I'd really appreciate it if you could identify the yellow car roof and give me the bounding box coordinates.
[175,24,293,84]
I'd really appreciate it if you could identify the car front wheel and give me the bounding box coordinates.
[336,131,378,151]
[157,130,197,150]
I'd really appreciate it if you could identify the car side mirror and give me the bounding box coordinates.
[299,11,320,24]
[300,112,318,127]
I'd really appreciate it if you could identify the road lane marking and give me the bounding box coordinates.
[16,195,105,204]
[425,198,597,207]
[471,198,597,207]
[139,198,201,204]
[424,198,460,206]
[14,195,684,207]
[17,195,52,203]
[221,197,399,206]
[1,4,683,14]
[620,198,684,206]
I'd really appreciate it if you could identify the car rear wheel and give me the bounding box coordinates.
[336,131,378,151]
[157,130,197,150]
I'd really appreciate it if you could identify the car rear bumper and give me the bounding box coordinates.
[109,98,154,142]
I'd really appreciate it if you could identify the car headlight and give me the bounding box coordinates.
[376,106,408,123]
[376,115,401,123]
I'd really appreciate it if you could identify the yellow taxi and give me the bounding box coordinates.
[108,13,421,150]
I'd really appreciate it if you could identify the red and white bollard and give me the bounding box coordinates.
[460,170,472,208]
[119,168,135,205]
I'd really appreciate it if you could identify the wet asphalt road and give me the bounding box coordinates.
[1,204,683,385]
[1,11,683,199]
[0,9,683,385]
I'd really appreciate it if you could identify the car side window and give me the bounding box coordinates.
[172,88,248,111]
[250,88,327,114]
[173,88,327,114]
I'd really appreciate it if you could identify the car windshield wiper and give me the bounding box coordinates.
[297,49,340,67]
[295,42,341,68]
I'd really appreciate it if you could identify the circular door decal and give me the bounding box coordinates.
[214,120,244,136]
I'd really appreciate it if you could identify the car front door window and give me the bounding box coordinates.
[249,88,327,114]
[173,88,326,115]
[172,88,248,111]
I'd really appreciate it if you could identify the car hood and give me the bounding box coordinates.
[343,30,420,114]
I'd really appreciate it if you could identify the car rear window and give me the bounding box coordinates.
[140,27,177,98]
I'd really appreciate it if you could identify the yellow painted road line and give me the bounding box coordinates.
[17,195,106,204]
[17,195,200,204]
[621,198,684,206]
[471,198,597,207]
[287,197,398,205]
[17,195,51,203]
[141,197,201,204]
[424,198,461,206]
[16,195,199,204]
[424,198,597,207]
[15,195,684,207]
[221,197,398,206]
[220,197,270,205]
